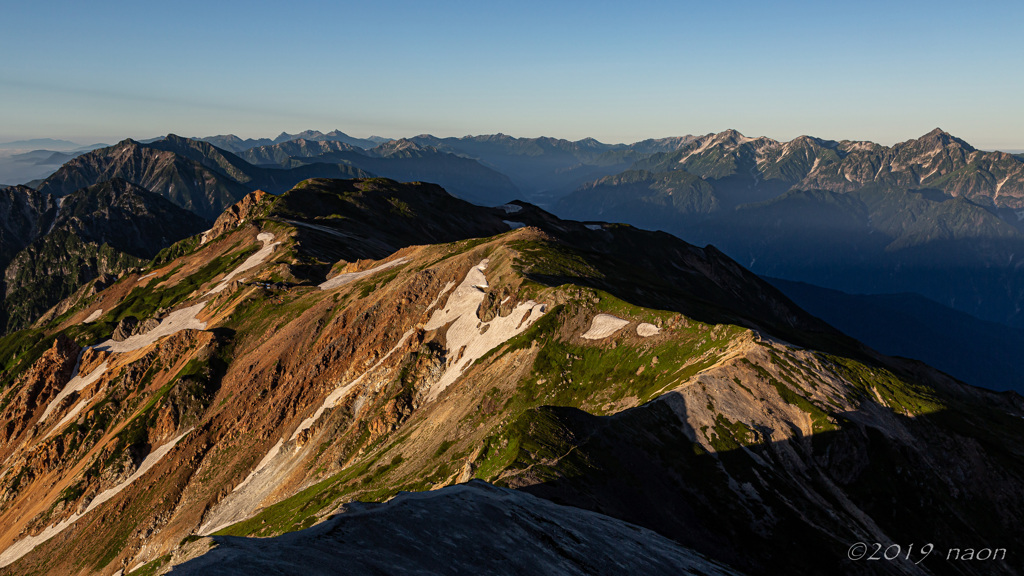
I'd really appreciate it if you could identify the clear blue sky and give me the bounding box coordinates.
[2,0,1022,149]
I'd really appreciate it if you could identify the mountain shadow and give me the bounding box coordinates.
[506,393,1024,576]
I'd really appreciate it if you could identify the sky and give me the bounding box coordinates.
[2,0,1022,150]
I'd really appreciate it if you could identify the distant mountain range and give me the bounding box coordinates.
[33,136,370,219]
[199,129,389,153]
[240,137,520,205]
[556,129,1024,332]
[0,144,108,187]
[0,138,82,150]
[407,133,698,202]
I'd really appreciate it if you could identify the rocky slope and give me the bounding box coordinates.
[0,178,1019,575]
[0,186,56,265]
[166,480,742,576]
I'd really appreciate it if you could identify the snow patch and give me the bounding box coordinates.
[207,233,280,295]
[499,204,522,214]
[318,257,409,291]
[636,323,661,337]
[503,220,525,230]
[83,308,103,323]
[423,260,545,401]
[582,314,629,340]
[996,174,1012,197]
[93,302,207,353]
[585,224,603,231]
[44,197,65,236]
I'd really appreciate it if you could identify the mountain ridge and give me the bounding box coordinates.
[0,177,1020,574]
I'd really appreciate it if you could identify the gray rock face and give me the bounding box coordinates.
[111,316,138,342]
[111,316,160,341]
[168,481,744,576]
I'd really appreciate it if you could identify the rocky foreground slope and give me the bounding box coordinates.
[166,480,741,576]
[0,178,1020,575]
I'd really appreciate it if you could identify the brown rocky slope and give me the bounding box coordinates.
[0,178,1020,575]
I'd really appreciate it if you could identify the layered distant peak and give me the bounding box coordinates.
[35,137,251,219]
[787,135,835,149]
[711,128,751,145]
[575,137,605,148]
[371,138,427,156]
[324,129,355,139]
[240,139,362,166]
[909,127,975,153]
[627,135,699,154]
[269,130,382,149]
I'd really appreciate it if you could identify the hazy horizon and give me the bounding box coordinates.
[3,1,1022,149]
[2,127,1022,155]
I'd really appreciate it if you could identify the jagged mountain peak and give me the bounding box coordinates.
[912,127,975,151]
[372,138,425,154]
[109,138,141,152]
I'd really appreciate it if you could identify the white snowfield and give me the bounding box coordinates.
[207,232,280,295]
[424,259,546,401]
[93,302,208,354]
[0,430,192,569]
[196,434,300,536]
[581,314,629,340]
[503,220,525,230]
[83,308,104,323]
[499,203,522,214]
[636,323,661,337]
[318,257,409,291]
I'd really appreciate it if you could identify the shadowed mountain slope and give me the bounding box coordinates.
[0,180,208,333]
